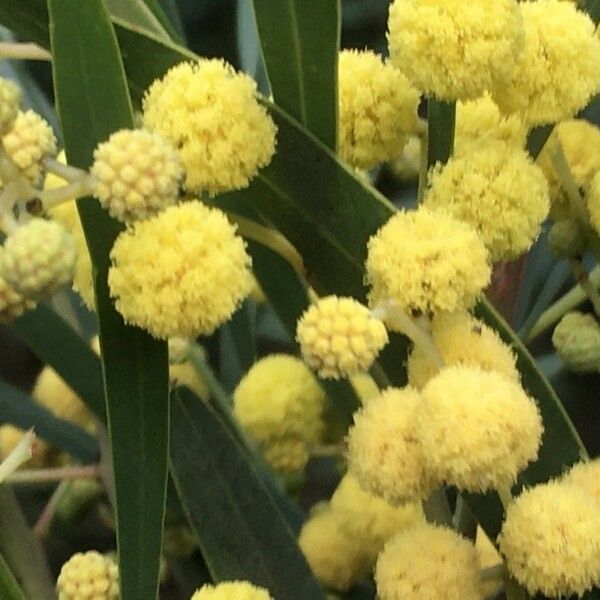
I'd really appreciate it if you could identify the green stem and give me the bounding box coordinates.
[497,484,513,511]
[453,495,477,540]
[417,126,429,203]
[480,563,506,582]
[368,361,390,390]
[0,42,51,61]
[422,488,453,526]
[5,464,100,484]
[570,259,600,318]
[505,576,528,600]
[188,343,232,417]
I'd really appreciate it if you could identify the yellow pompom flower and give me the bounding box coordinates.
[56,551,119,600]
[424,140,549,261]
[375,524,483,600]
[143,59,276,196]
[1,218,76,301]
[91,129,182,222]
[0,76,21,135]
[338,49,419,170]
[347,387,438,505]
[296,295,388,379]
[299,507,370,592]
[562,459,600,501]
[1,109,56,185]
[365,207,491,315]
[499,481,600,597]
[191,582,273,600]
[108,201,253,339]
[0,250,35,322]
[388,0,523,101]
[552,311,600,373]
[418,366,543,492]
[407,311,519,389]
[233,354,326,474]
[493,0,600,126]
[330,474,424,565]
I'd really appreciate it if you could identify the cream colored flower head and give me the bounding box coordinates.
[552,311,600,373]
[56,551,119,600]
[0,248,35,322]
[562,458,600,502]
[108,201,253,339]
[296,295,388,379]
[407,311,519,389]
[375,523,483,600]
[346,386,438,505]
[365,207,491,315]
[492,0,600,126]
[418,366,543,492]
[0,76,21,135]
[424,139,550,261]
[190,581,273,600]
[143,59,277,196]
[338,49,419,169]
[388,0,523,101]
[499,481,600,597]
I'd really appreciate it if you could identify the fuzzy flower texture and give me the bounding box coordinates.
[56,551,119,600]
[191,582,272,600]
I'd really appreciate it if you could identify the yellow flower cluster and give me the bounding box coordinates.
[143,59,276,196]
[375,524,483,600]
[296,295,388,379]
[407,311,519,389]
[424,140,550,261]
[56,551,119,600]
[493,0,600,126]
[499,481,600,597]
[1,109,56,185]
[232,355,325,475]
[0,76,20,135]
[388,0,523,101]
[365,207,491,315]
[338,49,419,170]
[552,311,600,373]
[0,249,35,322]
[190,582,272,600]
[562,458,600,501]
[108,201,253,339]
[91,129,182,222]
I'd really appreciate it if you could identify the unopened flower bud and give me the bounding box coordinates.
[548,218,587,259]
[552,311,600,373]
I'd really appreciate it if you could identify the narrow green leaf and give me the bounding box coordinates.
[581,0,600,25]
[104,0,170,39]
[0,554,26,600]
[252,0,340,149]
[0,380,99,463]
[526,124,554,160]
[48,3,169,600]
[427,99,455,167]
[138,0,183,42]
[170,389,324,599]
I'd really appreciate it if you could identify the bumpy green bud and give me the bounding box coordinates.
[548,218,587,259]
[0,251,35,322]
[552,311,600,373]
[0,77,21,135]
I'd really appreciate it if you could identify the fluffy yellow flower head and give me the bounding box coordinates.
[388,0,523,101]
[455,93,527,151]
[0,77,20,135]
[190,582,272,600]
[298,507,369,592]
[1,218,76,301]
[499,481,600,597]
[346,387,438,505]
[1,109,56,185]
[424,140,549,261]
[143,59,277,196]
[330,474,424,565]
[108,201,252,339]
[365,207,491,315]
[0,249,35,322]
[91,129,182,222]
[296,295,388,379]
[562,459,600,502]
[56,551,119,600]
[493,0,600,126]
[375,524,483,600]
[407,311,519,389]
[233,355,325,474]
[338,49,419,169]
[587,169,600,236]
[418,366,543,492]
[552,311,600,373]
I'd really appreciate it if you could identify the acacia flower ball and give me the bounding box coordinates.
[375,524,483,600]
[388,0,523,101]
[0,77,21,135]
[338,49,419,170]
[424,140,549,262]
[91,129,182,222]
[296,295,388,379]
[190,582,272,600]
[548,218,587,260]
[56,551,119,600]
[552,311,600,373]
[492,0,600,126]
[366,207,491,315]
[0,250,35,322]
[407,311,519,389]
[346,387,438,505]
[108,201,253,339]
[418,366,543,492]
[499,481,600,597]
[1,110,56,185]
[562,459,600,502]
[143,59,277,196]
[1,218,76,301]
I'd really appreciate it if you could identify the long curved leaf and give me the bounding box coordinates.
[48,3,169,600]
[0,554,26,600]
